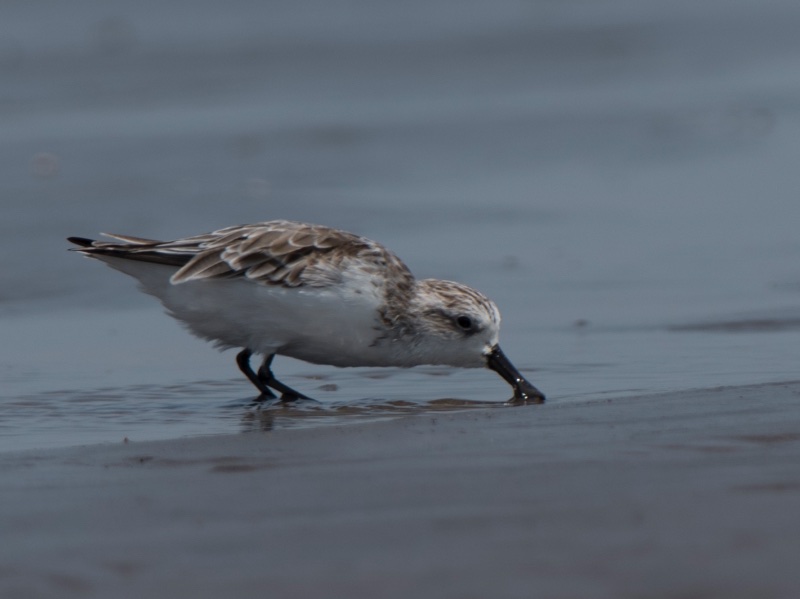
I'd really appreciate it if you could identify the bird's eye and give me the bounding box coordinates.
[456,315,473,330]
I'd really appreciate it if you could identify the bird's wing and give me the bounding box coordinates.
[70,220,401,289]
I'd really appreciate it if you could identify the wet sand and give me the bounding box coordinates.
[3,381,799,598]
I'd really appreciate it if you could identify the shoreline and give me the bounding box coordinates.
[4,375,798,456]
[3,380,800,597]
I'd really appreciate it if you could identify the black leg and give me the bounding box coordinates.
[236,349,277,399]
[257,354,313,401]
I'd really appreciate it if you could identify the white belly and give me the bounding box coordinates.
[98,255,392,367]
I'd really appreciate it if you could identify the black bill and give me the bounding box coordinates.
[486,345,546,405]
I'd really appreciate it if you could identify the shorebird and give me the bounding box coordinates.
[69,220,545,404]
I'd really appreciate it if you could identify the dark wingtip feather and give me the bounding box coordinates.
[68,236,96,248]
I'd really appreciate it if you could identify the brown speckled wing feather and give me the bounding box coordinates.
[70,220,414,299]
[168,221,378,287]
[70,221,408,290]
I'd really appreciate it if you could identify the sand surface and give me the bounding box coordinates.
[3,381,800,599]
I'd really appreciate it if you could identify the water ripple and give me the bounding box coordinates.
[0,371,511,453]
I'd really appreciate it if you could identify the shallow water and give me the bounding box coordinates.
[2,0,799,452]
[1,376,511,451]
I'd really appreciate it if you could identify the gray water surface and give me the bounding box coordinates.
[2,0,799,451]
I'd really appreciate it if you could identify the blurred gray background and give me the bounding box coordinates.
[2,0,799,447]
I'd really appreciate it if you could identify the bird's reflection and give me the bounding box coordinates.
[240,407,275,432]
[237,394,517,434]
